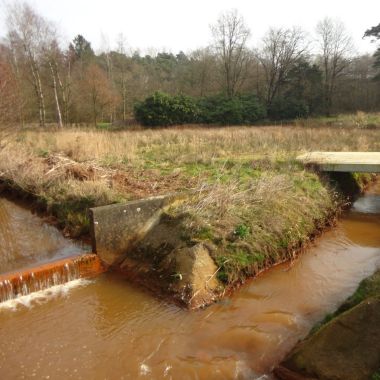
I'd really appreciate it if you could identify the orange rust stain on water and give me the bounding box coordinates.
[0,254,105,302]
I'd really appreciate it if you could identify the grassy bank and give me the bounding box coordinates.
[312,270,380,334]
[277,270,380,380]
[0,125,379,284]
[168,170,338,284]
[294,111,380,129]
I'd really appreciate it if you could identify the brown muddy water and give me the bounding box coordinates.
[0,182,379,380]
[0,197,87,274]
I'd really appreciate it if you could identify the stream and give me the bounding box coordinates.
[0,181,379,379]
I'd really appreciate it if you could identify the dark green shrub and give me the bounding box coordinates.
[268,96,309,120]
[134,91,199,126]
[197,94,266,125]
[134,92,266,127]
[172,94,200,124]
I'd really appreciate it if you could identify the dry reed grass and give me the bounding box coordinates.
[8,126,380,167]
[172,171,336,283]
[0,125,378,280]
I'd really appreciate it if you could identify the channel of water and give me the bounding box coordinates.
[0,197,88,274]
[0,181,379,379]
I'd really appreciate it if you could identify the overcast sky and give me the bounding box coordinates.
[1,0,379,55]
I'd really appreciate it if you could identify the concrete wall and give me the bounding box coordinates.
[297,152,380,173]
[88,194,186,266]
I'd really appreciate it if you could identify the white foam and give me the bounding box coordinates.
[0,278,92,312]
[235,360,256,379]
[139,364,151,376]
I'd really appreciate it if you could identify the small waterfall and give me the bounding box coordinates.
[0,254,105,303]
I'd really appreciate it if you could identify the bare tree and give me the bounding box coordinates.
[40,27,65,128]
[6,2,51,127]
[0,58,21,146]
[81,64,120,126]
[45,41,63,128]
[6,2,73,127]
[57,48,74,126]
[100,33,114,82]
[186,48,218,97]
[1,42,25,126]
[258,27,307,107]
[116,33,129,122]
[0,60,18,123]
[211,9,250,97]
[316,18,354,115]
[336,54,380,112]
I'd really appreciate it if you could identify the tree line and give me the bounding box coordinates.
[0,3,379,127]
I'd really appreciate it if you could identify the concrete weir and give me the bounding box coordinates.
[89,193,222,308]
[88,194,186,266]
[297,152,380,173]
[0,254,105,302]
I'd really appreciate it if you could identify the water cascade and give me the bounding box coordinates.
[0,254,105,303]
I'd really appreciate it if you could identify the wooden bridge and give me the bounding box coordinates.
[297,152,380,173]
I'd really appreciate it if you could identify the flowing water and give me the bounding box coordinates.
[0,182,379,380]
[0,254,104,303]
[0,197,87,274]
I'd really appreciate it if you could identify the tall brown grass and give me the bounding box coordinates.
[9,126,380,167]
[0,125,378,280]
[1,125,378,209]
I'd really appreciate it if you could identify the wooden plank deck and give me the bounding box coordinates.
[296,152,380,173]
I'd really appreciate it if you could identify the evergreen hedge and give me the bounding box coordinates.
[134,92,267,126]
[134,92,199,126]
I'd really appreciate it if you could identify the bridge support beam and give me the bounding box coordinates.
[297,152,380,173]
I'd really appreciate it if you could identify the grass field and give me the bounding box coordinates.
[0,124,379,284]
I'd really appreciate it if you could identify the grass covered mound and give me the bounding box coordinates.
[0,125,378,285]
[169,170,337,284]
